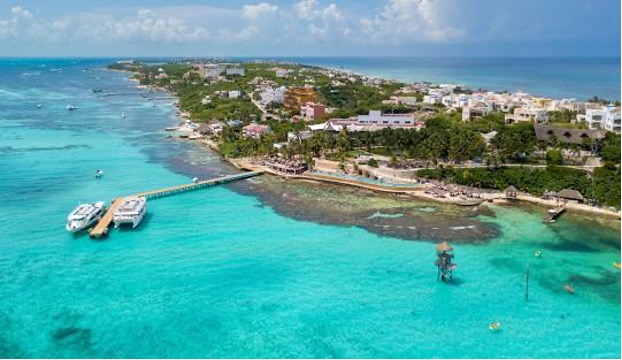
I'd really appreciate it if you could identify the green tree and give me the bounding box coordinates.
[545,149,563,165]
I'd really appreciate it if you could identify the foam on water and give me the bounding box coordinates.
[0,59,619,358]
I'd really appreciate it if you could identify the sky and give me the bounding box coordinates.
[0,0,620,57]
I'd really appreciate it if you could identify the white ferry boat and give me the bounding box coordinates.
[66,201,106,233]
[66,104,77,111]
[113,196,147,228]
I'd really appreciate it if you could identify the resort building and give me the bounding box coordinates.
[242,123,271,139]
[311,111,424,132]
[284,87,317,110]
[577,104,621,132]
[504,107,549,124]
[534,125,607,146]
[462,103,491,121]
[357,110,415,126]
[300,102,327,121]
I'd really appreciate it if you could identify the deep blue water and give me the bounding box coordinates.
[248,57,621,101]
[0,58,619,358]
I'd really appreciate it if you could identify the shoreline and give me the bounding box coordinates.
[227,157,620,220]
[114,64,620,223]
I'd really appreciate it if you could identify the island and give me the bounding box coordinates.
[107,59,621,217]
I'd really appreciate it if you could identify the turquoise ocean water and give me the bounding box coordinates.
[0,59,620,358]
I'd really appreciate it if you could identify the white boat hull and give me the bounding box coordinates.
[66,202,105,233]
[113,197,147,229]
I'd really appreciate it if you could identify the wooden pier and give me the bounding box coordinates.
[88,171,263,239]
[543,205,566,223]
[133,171,263,200]
[89,198,124,238]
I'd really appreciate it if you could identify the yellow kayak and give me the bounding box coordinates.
[613,262,621,269]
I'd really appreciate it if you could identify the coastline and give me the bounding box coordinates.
[115,64,620,224]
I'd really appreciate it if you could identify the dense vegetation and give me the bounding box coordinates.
[418,165,620,208]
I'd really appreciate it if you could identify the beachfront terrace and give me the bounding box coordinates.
[263,156,308,175]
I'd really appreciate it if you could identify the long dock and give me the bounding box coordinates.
[134,171,263,199]
[88,171,263,239]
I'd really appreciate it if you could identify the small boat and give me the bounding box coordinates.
[534,250,542,257]
[613,262,621,269]
[36,104,42,108]
[92,88,103,93]
[121,112,126,118]
[165,126,180,131]
[149,103,156,107]
[564,284,575,294]
[192,177,199,183]
[66,104,77,111]
[66,201,106,233]
[188,134,202,140]
[95,169,104,178]
[489,322,501,331]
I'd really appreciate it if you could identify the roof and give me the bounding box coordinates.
[556,189,584,201]
[504,185,517,193]
[534,125,607,145]
[436,241,453,253]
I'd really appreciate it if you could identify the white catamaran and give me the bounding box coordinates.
[113,196,147,228]
[66,201,106,233]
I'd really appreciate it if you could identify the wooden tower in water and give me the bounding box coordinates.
[435,241,457,283]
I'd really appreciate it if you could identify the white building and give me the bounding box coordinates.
[259,86,287,106]
[505,107,549,124]
[357,110,415,126]
[226,68,245,76]
[462,104,491,121]
[275,69,292,78]
[382,96,419,107]
[228,90,241,99]
[423,92,440,104]
[577,104,621,132]
[200,65,225,79]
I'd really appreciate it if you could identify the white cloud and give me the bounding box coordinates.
[358,0,464,43]
[11,6,33,20]
[293,0,320,20]
[242,3,278,20]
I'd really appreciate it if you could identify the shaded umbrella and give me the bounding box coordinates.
[436,241,453,253]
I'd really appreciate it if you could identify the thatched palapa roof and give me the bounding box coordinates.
[534,125,606,145]
[556,189,584,201]
[436,241,453,253]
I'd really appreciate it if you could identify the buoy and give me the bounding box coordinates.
[489,322,501,331]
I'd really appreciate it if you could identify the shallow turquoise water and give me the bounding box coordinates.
[0,59,620,358]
